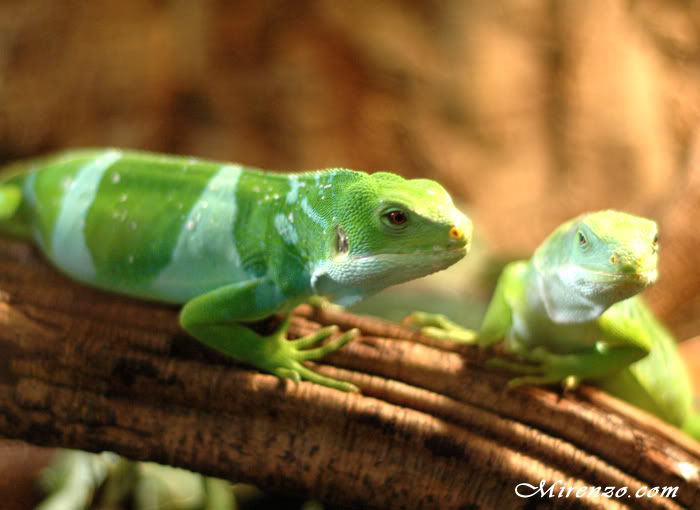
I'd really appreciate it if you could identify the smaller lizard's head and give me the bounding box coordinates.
[535,210,659,311]
[314,172,471,305]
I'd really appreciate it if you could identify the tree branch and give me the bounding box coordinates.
[1,237,699,510]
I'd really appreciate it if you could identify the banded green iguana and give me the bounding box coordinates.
[0,148,472,392]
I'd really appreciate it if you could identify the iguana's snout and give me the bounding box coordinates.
[448,214,473,253]
[608,232,658,284]
[609,252,658,288]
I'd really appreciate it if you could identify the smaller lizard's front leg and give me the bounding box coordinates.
[407,262,519,347]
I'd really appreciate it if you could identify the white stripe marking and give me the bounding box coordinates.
[150,164,246,301]
[301,196,328,229]
[286,174,300,204]
[51,150,123,281]
[274,213,298,245]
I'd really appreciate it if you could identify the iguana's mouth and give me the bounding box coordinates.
[355,245,468,260]
[320,246,467,291]
[581,267,657,283]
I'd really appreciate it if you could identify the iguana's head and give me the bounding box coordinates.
[534,210,658,318]
[313,172,471,305]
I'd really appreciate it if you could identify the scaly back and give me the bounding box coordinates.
[1,149,471,306]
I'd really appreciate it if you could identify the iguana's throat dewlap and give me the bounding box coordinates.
[312,246,467,306]
[531,210,659,324]
[533,263,656,324]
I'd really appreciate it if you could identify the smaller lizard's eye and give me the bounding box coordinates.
[577,231,587,245]
[652,233,659,253]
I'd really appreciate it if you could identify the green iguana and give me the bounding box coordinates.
[412,210,700,440]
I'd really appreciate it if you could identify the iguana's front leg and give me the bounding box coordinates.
[408,263,518,347]
[180,278,359,392]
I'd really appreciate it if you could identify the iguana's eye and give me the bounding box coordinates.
[577,231,587,245]
[385,210,408,226]
[652,233,659,253]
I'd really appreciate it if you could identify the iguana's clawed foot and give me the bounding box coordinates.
[485,358,560,387]
[405,311,478,344]
[486,348,581,390]
[254,317,360,393]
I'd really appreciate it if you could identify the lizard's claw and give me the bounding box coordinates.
[486,356,567,388]
[486,351,580,390]
[274,367,302,383]
[255,319,360,392]
[405,311,478,344]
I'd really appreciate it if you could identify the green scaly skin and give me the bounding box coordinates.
[411,210,700,440]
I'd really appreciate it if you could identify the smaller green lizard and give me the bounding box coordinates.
[0,149,472,392]
[411,210,700,440]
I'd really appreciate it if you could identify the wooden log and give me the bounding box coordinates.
[1,237,699,509]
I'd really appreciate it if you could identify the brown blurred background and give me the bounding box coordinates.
[1,0,700,505]
[3,1,700,328]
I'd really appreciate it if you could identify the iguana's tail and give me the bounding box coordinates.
[0,157,38,240]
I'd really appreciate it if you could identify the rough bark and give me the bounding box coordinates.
[1,237,699,510]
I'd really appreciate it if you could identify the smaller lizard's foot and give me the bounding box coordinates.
[404,311,478,344]
[486,348,580,389]
[486,358,565,387]
[255,317,360,392]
